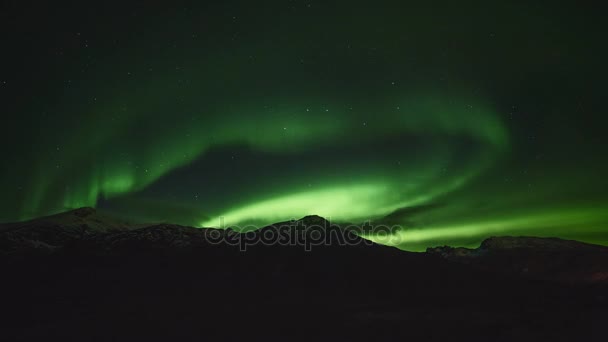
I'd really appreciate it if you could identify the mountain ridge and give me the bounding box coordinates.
[2,207,607,257]
[2,207,608,341]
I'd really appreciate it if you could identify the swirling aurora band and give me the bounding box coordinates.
[2,1,607,251]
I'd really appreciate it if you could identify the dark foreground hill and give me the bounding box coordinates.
[1,208,607,341]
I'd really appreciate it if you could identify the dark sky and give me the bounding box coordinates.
[1,0,607,250]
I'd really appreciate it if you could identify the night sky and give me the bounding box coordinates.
[1,1,607,250]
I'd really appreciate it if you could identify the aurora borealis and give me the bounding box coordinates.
[2,1,607,251]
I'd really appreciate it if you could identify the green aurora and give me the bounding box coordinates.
[2,1,607,251]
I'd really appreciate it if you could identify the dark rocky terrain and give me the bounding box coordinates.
[1,208,607,341]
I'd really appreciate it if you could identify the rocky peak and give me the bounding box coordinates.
[297,215,331,227]
[479,236,605,251]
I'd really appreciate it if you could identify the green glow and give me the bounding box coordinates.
[3,3,607,251]
[13,94,508,225]
[201,183,391,228]
[193,97,507,228]
[364,204,608,251]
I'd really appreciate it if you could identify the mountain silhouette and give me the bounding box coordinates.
[1,208,607,341]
